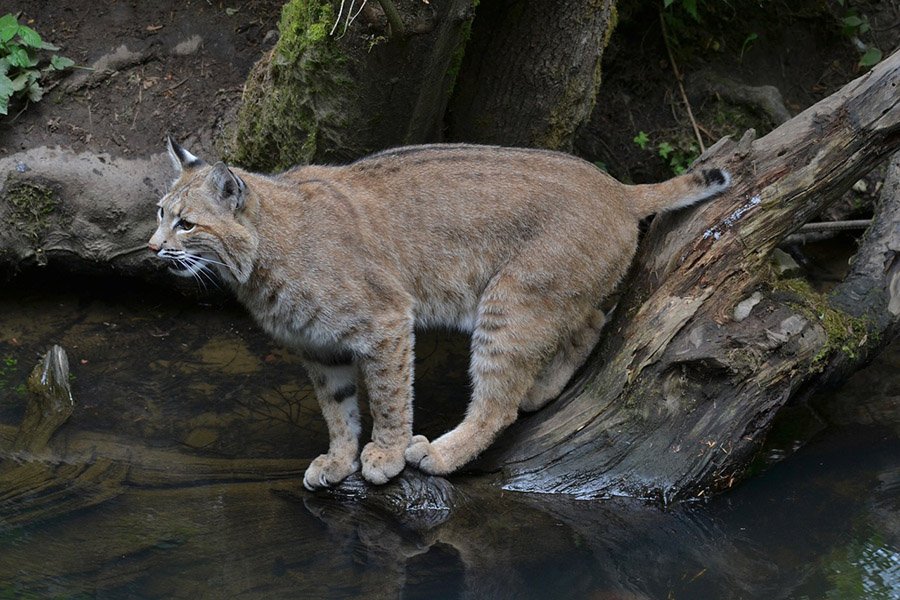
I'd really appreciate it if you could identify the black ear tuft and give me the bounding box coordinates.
[166,135,205,174]
[209,162,246,212]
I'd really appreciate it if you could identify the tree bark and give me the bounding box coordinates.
[227,0,475,171]
[479,48,900,502]
[447,0,615,150]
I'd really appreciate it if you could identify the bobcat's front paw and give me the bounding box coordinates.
[404,435,451,475]
[360,441,405,485]
[303,453,359,491]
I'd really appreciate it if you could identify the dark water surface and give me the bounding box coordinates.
[0,275,897,599]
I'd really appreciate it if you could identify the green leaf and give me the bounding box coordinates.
[7,46,36,68]
[25,80,43,102]
[658,142,674,159]
[50,54,74,70]
[0,72,12,115]
[842,15,863,27]
[0,57,8,76]
[0,72,13,96]
[0,14,18,44]
[683,0,699,21]
[40,40,60,51]
[9,71,27,91]
[225,7,239,16]
[633,131,650,149]
[16,25,42,48]
[6,45,28,67]
[664,0,675,7]
[859,47,882,68]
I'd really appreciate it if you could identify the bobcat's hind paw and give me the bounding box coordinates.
[303,454,359,491]
[404,435,451,475]
[360,441,405,485]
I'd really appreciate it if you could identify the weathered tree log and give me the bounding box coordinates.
[447,0,615,150]
[0,147,170,277]
[478,48,900,502]
[9,345,73,455]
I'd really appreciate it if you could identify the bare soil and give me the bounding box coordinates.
[1,0,284,159]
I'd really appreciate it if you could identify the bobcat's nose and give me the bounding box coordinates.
[148,242,160,253]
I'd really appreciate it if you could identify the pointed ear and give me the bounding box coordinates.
[208,162,247,212]
[165,135,205,175]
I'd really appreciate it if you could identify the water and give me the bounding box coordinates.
[0,274,897,599]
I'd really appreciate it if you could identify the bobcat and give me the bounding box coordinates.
[149,138,730,490]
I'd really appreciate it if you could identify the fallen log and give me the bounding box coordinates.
[480,49,900,501]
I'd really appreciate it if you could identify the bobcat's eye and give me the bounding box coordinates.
[175,219,195,232]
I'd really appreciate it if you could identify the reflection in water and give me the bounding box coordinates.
[0,275,898,599]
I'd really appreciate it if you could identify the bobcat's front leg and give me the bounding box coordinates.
[303,360,362,490]
[358,320,414,485]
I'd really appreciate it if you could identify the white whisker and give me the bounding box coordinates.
[195,263,222,290]
[196,255,229,268]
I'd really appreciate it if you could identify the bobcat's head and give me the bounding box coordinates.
[149,137,258,285]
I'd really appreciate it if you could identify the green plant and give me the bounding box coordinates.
[658,140,698,175]
[634,131,699,175]
[0,354,19,392]
[0,13,74,115]
[739,32,758,62]
[633,131,650,150]
[836,6,882,69]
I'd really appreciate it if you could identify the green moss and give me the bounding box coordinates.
[3,179,58,244]
[228,0,350,172]
[771,276,873,370]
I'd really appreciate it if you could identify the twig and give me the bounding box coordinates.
[782,220,872,244]
[659,11,705,153]
[165,77,190,93]
[799,219,871,233]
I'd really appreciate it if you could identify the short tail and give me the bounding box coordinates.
[625,168,731,218]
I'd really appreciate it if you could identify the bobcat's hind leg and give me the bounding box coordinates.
[303,360,362,490]
[405,274,559,476]
[520,307,606,412]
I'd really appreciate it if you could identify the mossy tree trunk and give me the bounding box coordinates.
[228,0,618,171]
[228,0,477,171]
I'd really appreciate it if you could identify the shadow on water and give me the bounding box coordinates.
[0,273,897,599]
